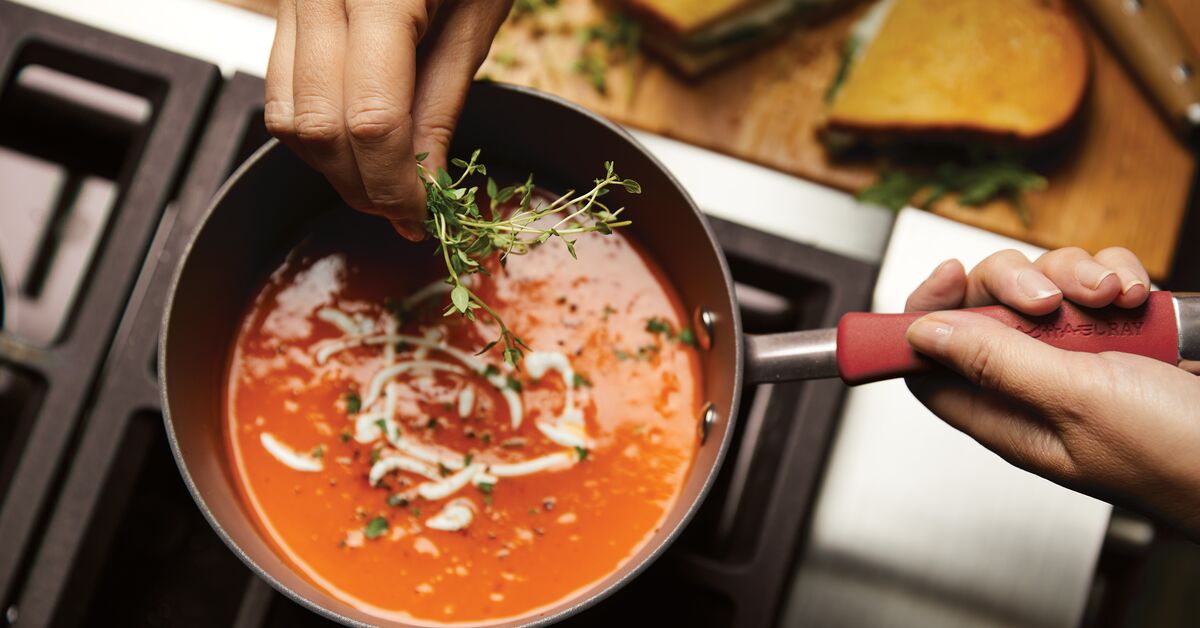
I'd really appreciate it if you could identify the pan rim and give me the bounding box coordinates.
[159,80,744,628]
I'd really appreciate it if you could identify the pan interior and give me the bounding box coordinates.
[161,82,740,627]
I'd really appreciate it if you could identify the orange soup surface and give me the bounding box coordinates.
[224,196,702,625]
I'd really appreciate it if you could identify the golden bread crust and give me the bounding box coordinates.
[826,0,1090,142]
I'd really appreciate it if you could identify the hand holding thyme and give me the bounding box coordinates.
[417,150,640,367]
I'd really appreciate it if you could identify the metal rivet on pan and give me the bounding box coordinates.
[699,402,717,445]
[693,307,714,351]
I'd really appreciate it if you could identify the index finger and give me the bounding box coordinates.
[343,0,429,236]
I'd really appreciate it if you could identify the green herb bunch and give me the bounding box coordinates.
[417,150,640,367]
[858,158,1047,225]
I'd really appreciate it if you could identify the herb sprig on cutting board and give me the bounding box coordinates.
[417,150,640,367]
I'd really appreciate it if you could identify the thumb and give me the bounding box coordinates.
[905,310,1095,418]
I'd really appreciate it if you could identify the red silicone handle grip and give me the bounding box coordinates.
[836,290,1179,385]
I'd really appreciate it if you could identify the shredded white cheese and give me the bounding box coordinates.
[417,463,481,500]
[472,472,498,486]
[536,419,592,450]
[355,383,402,443]
[425,498,476,531]
[525,351,590,448]
[457,387,475,418]
[387,433,464,471]
[402,278,456,309]
[316,307,362,335]
[299,306,601,512]
[362,360,467,408]
[259,432,324,472]
[382,315,399,363]
[488,451,575,477]
[314,333,523,427]
[369,454,441,484]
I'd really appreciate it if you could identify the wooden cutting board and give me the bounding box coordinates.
[220,0,1197,279]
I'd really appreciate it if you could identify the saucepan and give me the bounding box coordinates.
[160,81,1199,627]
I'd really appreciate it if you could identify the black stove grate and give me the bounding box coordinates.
[0,4,875,626]
[0,3,218,622]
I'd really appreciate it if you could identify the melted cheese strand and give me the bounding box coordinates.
[382,315,398,363]
[318,334,523,427]
[488,451,575,477]
[402,278,454,309]
[369,454,440,485]
[362,360,466,408]
[525,351,590,448]
[457,387,475,418]
[260,432,324,472]
[388,433,464,471]
[425,498,475,531]
[473,472,498,486]
[417,463,481,500]
[316,307,361,335]
[536,420,592,450]
[355,383,401,444]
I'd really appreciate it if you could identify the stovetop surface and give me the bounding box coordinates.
[0,3,876,626]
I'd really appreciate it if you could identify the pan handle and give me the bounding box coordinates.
[836,290,1181,385]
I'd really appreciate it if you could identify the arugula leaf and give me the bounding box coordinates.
[825,36,860,104]
[857,170,927,212]
[858,159,1046,225]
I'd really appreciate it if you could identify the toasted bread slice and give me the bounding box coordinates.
[826,0,1090,143]
[622,0,776,42]
[622,0,848,76]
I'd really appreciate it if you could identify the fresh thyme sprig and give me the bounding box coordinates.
[417,150,640,367]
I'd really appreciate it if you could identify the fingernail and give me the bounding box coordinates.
[1016,269,1061,300]
[1075,260,1115,290]
[906,315,955,356]
[1116,269,1147,295]
[392,219,426,242]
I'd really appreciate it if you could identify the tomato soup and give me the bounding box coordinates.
[223,198,702,625]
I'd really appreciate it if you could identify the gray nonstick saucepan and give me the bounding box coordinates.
[160,81,1199,628]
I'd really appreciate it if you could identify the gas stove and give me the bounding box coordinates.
[0,3,879,626]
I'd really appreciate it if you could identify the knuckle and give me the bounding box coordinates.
[1096,246,1132,259]
[963,335,1006,390]
[368,195,413,216]
[1052,246,1088,261]
[348,0,430,38]
[414,112,456,153]
[263,101,295,138]
[407,4,431,39]
[346,96,409,143]
[989,248,1028,265]
[293,104,345,147]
